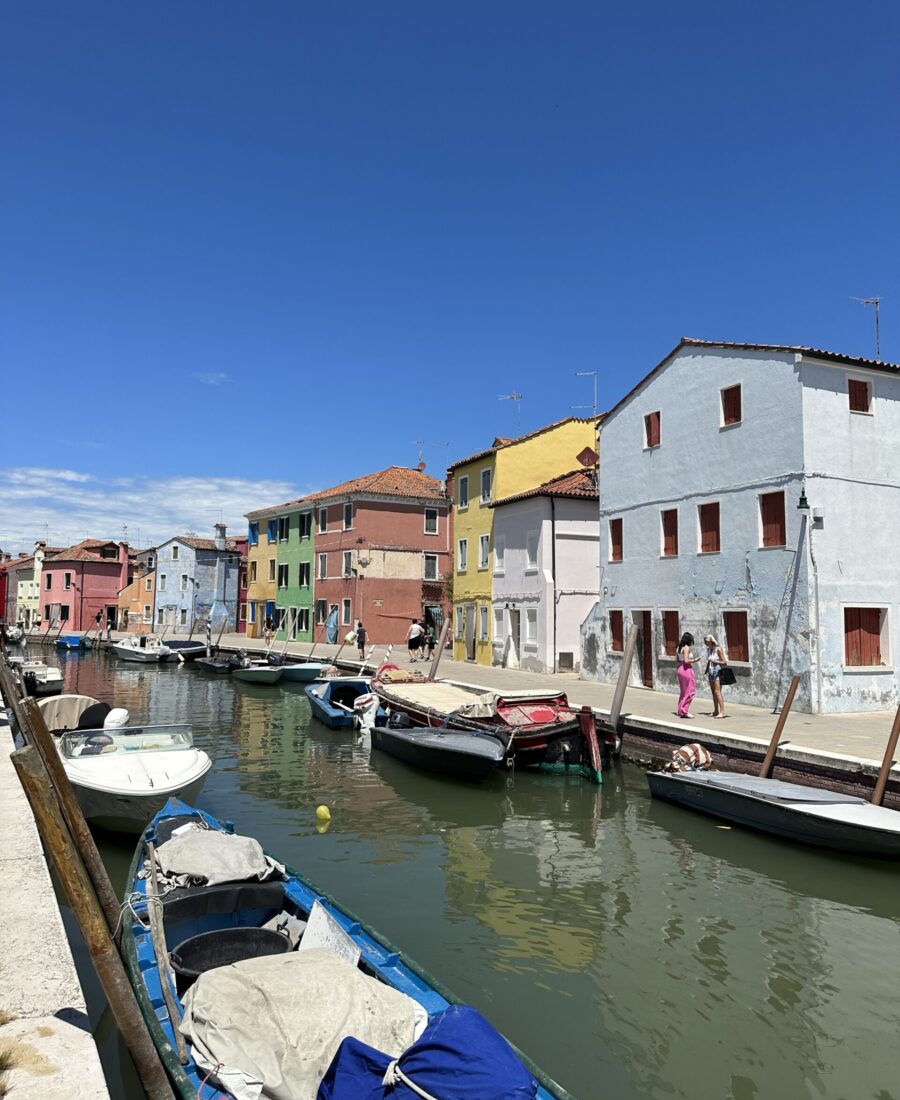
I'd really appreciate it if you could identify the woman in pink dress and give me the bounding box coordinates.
[676,632,701,718]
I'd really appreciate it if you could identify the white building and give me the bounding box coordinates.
[581,338,900,714]
[491,467,599,673]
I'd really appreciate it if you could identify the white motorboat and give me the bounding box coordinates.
[16,659,65,697]
[37,696,211,832]
[6,623,25,644]
[112,635,173,663]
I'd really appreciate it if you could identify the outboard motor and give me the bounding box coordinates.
[103,707,130,729]
[387,710,412,731]
[353,693,381,732]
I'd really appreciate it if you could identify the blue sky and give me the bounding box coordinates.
[2,2,898,550]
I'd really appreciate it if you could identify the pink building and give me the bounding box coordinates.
[41,539,131,632]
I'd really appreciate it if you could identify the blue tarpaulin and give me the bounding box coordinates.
[325,606,339,644]
[317,1005,538,1100]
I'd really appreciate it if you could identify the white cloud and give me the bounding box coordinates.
[192,371,229,386]
[0,466,301,555]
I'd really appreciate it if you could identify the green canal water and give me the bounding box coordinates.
[50,649,900,1100]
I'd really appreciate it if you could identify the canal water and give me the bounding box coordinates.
[49,648,900,1100]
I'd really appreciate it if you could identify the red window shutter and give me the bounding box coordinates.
[645,411,661,447]
[610,518,623,561]
[844,608,861,665]
[848,379,870,413]
[610,610,624,651]
[760,492,786,547]
[662,510,678,557]
[699,503,720,553]
[859,608,882,665]
[722,385,742,425]
[662,610,679,656]
[723,611,748,662]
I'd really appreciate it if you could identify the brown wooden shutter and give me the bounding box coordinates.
[760,492,786,547]
[610,518,623,561]
[723,611,748,662]
[609,610,624,651]
[662,509,678,557]
[699,502,720,553]
[844,607,861,665]
[848,379,870,413]
[721,385,742,425]
[662,610,679,656]
[644,411,661,447]
[857,608,882,665]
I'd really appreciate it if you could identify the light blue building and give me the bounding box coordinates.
[153,524,241,634]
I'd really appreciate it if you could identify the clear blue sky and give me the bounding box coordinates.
[2,2,898,545]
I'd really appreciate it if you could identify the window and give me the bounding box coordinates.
[759,492,786,548]
[299,512,312,539]
[278,517,289,542]
[296,608,310,634]
[180,609,188,626]
[277,564,289,588]
[525,608,537,646]
[609,609,624,653]
[64,572,72,591]
[249,560,258,583]
[318,553,327,580]
[268,558,276,582]
[60,605,69,622]
[45,573,52,590]
[143,605,151,623]
[494,608,504,640]
[723,610,749,663]
[698,503,721,553]
[340,503,352,531]
[342,551,353,578]
[662,610,680,656]
[267,520,277,543]
[478,534,490,570]
[848,378,872,414]
[172,545,179,560]
[249,601,256,625]
[458,475,469,509]
[609,518,623,562]
[249,523,259,546]
[318,508,328,533]
[181,574,188,591]
[526,531,539,570]
[424,508,438,535]
[342,599,352,625]
[844,607,887,667]
[315,599,327,625]
[424,553,438,580]
[44,604,50,621]
[159,574,167,592]
[721,385,742,426]
[299,562,311,587]
[239,603,247,622]
[157,609,164,625]
[480,468,492,503]
[145,577,152,591]
[455,606,464,638]
[644,411,661,448]
[492,536,505,574]
[457,538,468,572]
[661,509,678,557]
[479,605,489,641]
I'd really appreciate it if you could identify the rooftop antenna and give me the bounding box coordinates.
[412,439,449,469]
[850,295,881,360]
[122,523,128,543]
[572,371,598,417]
[498,391,524,433]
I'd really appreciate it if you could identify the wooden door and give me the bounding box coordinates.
[634,610,653,688]
[465,605,476,660]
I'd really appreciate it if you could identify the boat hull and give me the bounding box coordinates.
[371,726,504,781]
[232,666,283,685]
[112,644,167,663]
[71,771,209,832]
[278,662,329,682]
[647,771,900,858]
[305,679,373,728]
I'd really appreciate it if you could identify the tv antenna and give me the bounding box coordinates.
[412,439,449,468]
[498,391,524,433]
[572,371,598,417]
[850,295,881,360]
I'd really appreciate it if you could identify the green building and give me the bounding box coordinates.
[273,498,316,643]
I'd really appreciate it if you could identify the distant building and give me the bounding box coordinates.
[118,566,156,633]
[243,509,279,640]
[152,526,241,634]
[581,338,900,713]
[40,539,130,632]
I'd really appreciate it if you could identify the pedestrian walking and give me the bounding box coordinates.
[424,621,436,661]
[264,616,274,646]
[703,633,729,719]
[675,632,701,718]
[406,618,424,661]
[356,622,367,659]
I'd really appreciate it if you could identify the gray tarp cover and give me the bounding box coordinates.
[152,828,283,891]
[179,948,425,1100]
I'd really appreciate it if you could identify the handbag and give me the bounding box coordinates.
[719,666,737,686]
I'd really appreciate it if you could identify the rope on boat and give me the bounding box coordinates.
[196,1060,224,1099]
[382,1061,440,1099]
[112,891,154,938]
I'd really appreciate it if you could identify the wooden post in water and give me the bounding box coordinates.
[427,617,452,682]
[759,674,800,779]
[18,696,122,940]
[608,624,639,733]
[11,746,176,1100]
[146,842,189,1064]
[871,706,900,807]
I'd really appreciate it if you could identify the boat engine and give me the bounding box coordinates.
[352,693,381,732]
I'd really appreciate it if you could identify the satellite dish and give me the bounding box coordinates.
[576,447,599,468]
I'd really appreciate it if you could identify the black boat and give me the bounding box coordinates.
[194,653,241,675]
[372,719,506,782]
[162,640,207,662]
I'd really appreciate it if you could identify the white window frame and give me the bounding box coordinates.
[44,573,52,591]
[278,516,289,542]
[719,383,743,428]
[721,607,752,667]
[479,604,489,641]
[478,533,490,571]
[157,608,164,625]
[424,508,438,535]
[318,507,328,533]
[455,605,464,638]
[457,475,469,511]
[847,374,873,416]
[608,608,625,654]
[608,518,623,563]
[299,561,310,588]
[342,550,353,578]
[493,607,504,645]
[145,577,152,591]
[757,490,787,550]
[480,467,492,504]
[181,573,189,591]
[299,512,312,539]
[660,508,679,559]
[659,608,681,658]
[158,574,167,592]
[841,603,892,671]
[268,558,276,582]
[457,538,468,573]
[525,530,539,572]
[142,604,151,623]
[343,503,353,530]
[525,608,538,648]
[297,608,310,634]
[424,553,438,581]
[342,598,352,625]
[171,544,179,560]
[239,602,247,622]
[277,564,289,588]
[180,608,188,626]
[697,499,722,555]
[315,599,327,625]
[493,536,505,575]
[249,560,258,583]
[318,553,327,580]
[64,572,72,591]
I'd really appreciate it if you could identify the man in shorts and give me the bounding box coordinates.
[406,619,424,661]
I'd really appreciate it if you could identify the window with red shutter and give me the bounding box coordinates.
[698,502,720,553]
[644,411,661,448]
[662,610,680,656]
[759,491,786,547]
[721,385,742,426]
[844,607,884,666]
[609,518,623,562]
[848,379,871,413]
[723,611,749,663]
[661,509,678,557]
[609,610,624,652]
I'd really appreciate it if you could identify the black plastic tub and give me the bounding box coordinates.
[170,927,291,991]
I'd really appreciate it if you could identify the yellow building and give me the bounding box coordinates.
[448,417,597,664]
[118,568,155,633]
[244,507,279,639]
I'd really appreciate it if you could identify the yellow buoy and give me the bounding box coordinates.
[316,805,331,822]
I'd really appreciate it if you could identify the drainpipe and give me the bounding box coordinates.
[550,496,557,673]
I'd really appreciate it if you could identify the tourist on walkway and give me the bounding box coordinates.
[424,621,436,661]
[356,622,367,659]
[676,632,701,718]
[406,619,424,661]
[264,616,274,646]
[703,633,729,719]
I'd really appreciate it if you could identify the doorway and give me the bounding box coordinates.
[506,608,521,669]
[464,604,476,661]
[633,610,653,688]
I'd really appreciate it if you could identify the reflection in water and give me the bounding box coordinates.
[55,654,900,1100]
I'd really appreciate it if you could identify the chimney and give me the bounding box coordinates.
[214,523,227,552]
[34,540,46,551]
[18,551,28,559]
[417,460,426,472]
[1,552,10,563]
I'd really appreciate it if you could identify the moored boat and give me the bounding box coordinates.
[277,660,331,683]
[195,653,241,674]
[112,635,173,662]
[161,640,208,662]
[232,661,283,685]
[55,633,84,650]
[17,659,65,697]
[305,678,381,729]
[122,799,573,1099]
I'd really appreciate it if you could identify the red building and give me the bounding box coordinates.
[233,535,249,632]
[41,539,131,631]
[310,466,451,646]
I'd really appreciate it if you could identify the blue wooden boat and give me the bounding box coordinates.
[123,800,573,1099]
[305,678,382,729]
[55,634,83,649]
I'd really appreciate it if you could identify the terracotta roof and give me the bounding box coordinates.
[447,417,596,472]
[491,468,599,507]
[247,466,447,518]
[46,537,123,564]
[604,337,900,424]
[178,536,242,552]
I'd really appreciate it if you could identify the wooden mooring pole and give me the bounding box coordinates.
[871,705,900,807]
[11,745,176,1100]
[427,617,452,682]
[759,674,800,779]
[608,623,639,733]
